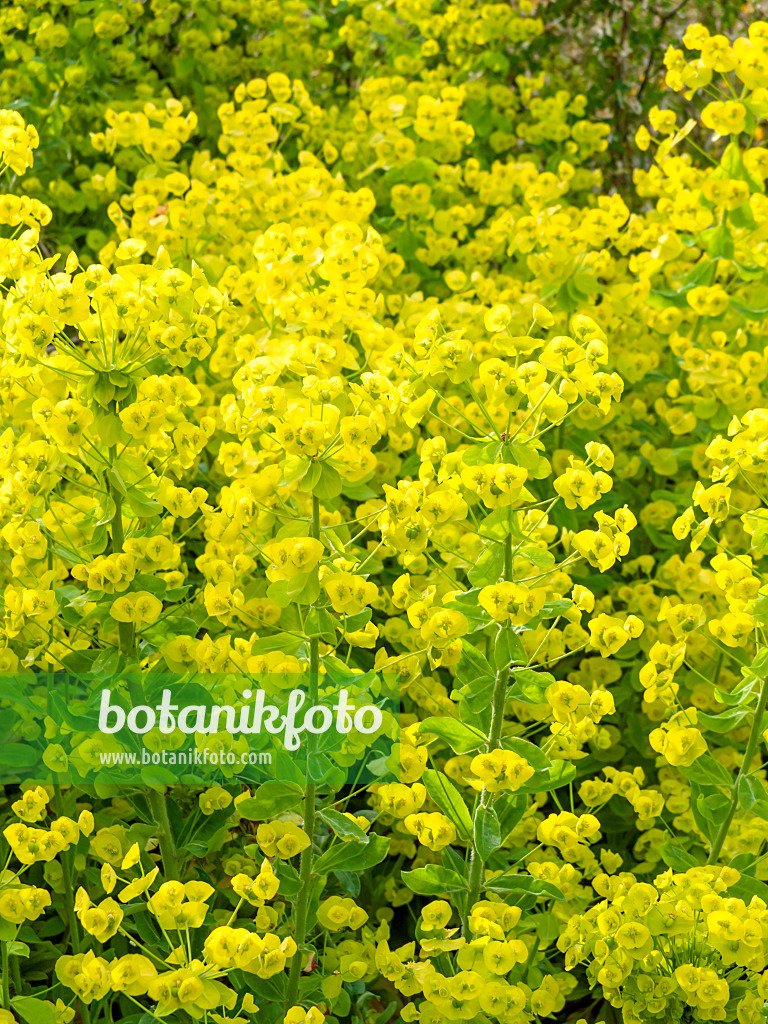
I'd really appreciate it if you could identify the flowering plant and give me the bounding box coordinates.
[1,9,768,1024]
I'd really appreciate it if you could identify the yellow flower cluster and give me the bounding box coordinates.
[560,866,768,1023]
[4,9,768,1024]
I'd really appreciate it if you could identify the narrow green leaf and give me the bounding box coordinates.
[474,804,501,862]
[423,769,472,840]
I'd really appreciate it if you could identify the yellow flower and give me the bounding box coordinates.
[470,749,534,792]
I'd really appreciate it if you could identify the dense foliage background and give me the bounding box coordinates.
[2,2,768,1024]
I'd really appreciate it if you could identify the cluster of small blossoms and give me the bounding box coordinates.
[560,866,768,1023]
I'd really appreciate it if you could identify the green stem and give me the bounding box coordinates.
[463,657,509,935]
[53,784,81,955]
[148,789,180,881]
[107,467,135,656]
[109,448,178,880]
[49,534,90,1024]
[10,954,20,997]
[711,650,724,693]
[708,669,768,864]
[463,529,516,935]
[1,941,8,1011]
[284,496,321,1012]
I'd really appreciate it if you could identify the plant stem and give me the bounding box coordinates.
[463,658,509,934]
[53,783,81,954]
[109,449,179,880]
[284,495,321,1011]
[107,466,135,657]
[148,789,180,880]
[464,529,515,934]
[708,669,768,864]
[10,954,20,997]
[1,942,8,1010]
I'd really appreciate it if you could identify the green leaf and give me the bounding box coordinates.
[703,224,734,261]
[282,456,312,484]
[455,641,495,712]
[423,769,472,840]
[136,163,160,180]
[308,752,346,786]
[12,998,58,1024]
[696,706,751,733]
[115,454,154,484]
[496,793,528,840]
[92,495,117,527]
[343,608,372,633]
[649,258,716,308]
[483,872,564,901]
[7,941,29,958]
[690,784,718,843]
[455,641,493,684]
[520,759,576,794]
[142,614,198,645]
[249,633,305,656]
[394,229,425,261]
[182,806,237,858]
[659,837,699,871]
[273,861,300,900]
[540,599,572,618]
[90,647,122,675]
[340,480,379,500]
[401,865,468,895]
[304,607,337,643]
[420,717,486,754]
[267,572,321,608]
[312,463,342,499]
[318,808,370,844]
[680,755,733,789]
[461,442,501,467]
[508,667,553,704]
[105,467,128,498]
[457,674,495,714]
[314,834,389,874]
[721,140,764,192]
[474,804,501,862]
[94,411,129,446]
[502,736,551,773]
[0,745,40,769]
[738,775,768,822]
[519,545,555,571]
[506,440,541,472]
[126,487,162,518]
[441,845,469,880]
[535,911,561,943]
[478,507,515,541]
[468,544,504,586]
[393,157,438,183]
[725,871,768,904]
[237,783,304,820]
[493,628,525,670]
[0,678,37,711]
[276,524,312,551]
[714,676,756,706]
[444,589,492,631]
[731,301,768,320]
